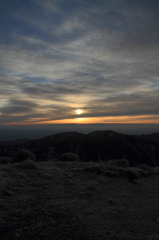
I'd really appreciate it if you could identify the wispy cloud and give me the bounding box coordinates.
[0,0,159,125]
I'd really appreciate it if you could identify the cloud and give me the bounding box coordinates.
[0,98,39,115]
[0,0,159,125]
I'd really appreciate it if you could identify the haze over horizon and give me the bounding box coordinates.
[0,123,159,141]
[0,0,159,137]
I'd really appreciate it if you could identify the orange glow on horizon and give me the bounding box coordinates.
[5,115,159,125]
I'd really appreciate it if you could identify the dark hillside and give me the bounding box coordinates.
[0,139,33,146]
[0,130,159,166]
[134,132,159,144]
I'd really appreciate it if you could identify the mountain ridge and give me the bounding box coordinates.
[0,130,159,166]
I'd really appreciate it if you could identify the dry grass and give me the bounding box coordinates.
[1,160,159,240]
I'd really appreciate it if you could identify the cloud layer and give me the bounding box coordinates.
[0,0,159,124]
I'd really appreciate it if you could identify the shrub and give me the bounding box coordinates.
[59,152,80,162]
[13,159,38,170]
[137,168,152,177]
[137,164,152,171]
[12,149,36,163]
[0,157,11,165]
[120,168,141,181]
[107,159,129,167]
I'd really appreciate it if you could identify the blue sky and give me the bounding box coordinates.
[0,0,159,128]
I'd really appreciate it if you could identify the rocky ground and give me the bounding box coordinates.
[1,160,159,240]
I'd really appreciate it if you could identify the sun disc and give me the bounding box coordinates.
[76,109,83,115]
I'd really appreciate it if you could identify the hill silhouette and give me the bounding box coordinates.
[0,130,159,166]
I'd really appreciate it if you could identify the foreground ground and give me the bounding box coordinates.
[1,160,159,240]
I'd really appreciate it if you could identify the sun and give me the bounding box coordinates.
[75,109,83,115]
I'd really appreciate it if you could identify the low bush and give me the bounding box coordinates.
[101,159,153,182]
[107,159,129,167]
[137,164,152,171]
[104,165,141,181]
[59,152,80,162]
[12,149,36,163]
[0,157,11,165]
[13,159,38,170]
[119,168,141,181]
[137,168,152,177]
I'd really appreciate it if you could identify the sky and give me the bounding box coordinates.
[0,0,159,139]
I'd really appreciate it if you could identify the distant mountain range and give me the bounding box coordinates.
[0,130,159,166]
[0,138,32,146]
